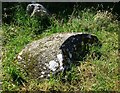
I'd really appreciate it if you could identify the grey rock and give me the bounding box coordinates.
[17,33,82,79]
[17,32,101,79]
[26,3,50,17]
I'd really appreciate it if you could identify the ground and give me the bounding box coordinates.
[2,4,119,92]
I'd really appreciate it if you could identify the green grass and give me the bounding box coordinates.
[2,5,119,92]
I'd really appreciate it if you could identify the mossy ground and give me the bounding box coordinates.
[2,4,119,92]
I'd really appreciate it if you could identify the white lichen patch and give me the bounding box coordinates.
[57,54,64,71]
[47,74,50,77]
[48,60,59,72]
[41,71,45,74]
[57,54,63,63]
[40,75,44,78]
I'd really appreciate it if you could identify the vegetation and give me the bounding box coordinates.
[2,3,119,92]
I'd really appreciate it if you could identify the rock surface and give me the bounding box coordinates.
[17,32,101,79]
[17,33,82,79]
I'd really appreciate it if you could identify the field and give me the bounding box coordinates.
[2,4,119,92]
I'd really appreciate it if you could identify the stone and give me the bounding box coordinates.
[26,3,50,17]
[17,33,101,79]
[17,33,78,79]
[26,3,51,29]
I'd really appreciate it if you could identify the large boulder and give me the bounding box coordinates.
[17,33,101,79]
[17,33,79,79]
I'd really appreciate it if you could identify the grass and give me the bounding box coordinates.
[2,4,119,92]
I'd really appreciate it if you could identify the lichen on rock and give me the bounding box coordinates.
[17,33,80,79]
[17,32,101,79]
